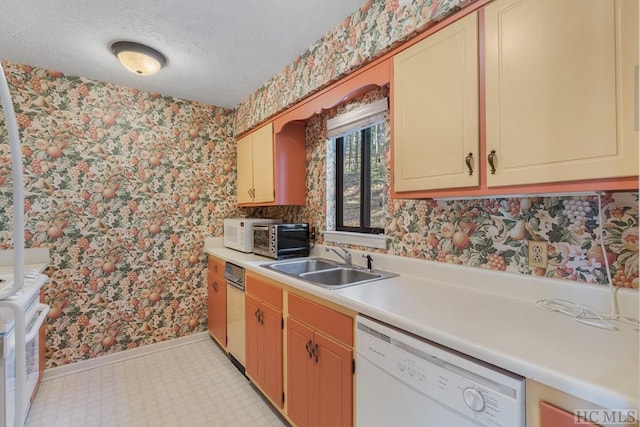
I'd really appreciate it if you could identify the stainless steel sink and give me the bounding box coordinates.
[263,258,397,289]
[265,258,337,276]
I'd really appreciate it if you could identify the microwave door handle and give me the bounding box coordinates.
[25,303,50,343]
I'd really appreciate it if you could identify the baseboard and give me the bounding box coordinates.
[42,332,210,381]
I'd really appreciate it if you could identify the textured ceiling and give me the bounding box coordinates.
[0,0,364,108]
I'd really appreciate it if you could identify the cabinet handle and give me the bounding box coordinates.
[305,340,313,358]
[465,152,473,176]
[258,310,264,325]
[312,344,319,363]
[255,308,260,322]
[488,150,497,175]
[213,281,218,292]
[213,264,218,273]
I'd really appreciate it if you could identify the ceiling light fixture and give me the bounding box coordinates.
[110,41,166,76]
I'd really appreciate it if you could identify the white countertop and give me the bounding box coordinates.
[0,263,49,276]
[205,245,639,411]
[0,248,50,275]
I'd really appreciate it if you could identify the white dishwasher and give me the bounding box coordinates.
[356,316,525,427]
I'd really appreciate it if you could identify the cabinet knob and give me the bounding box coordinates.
[465,152,474,176]
[488,150,497,174]
[312,343,319,363]
[305,340,313,358]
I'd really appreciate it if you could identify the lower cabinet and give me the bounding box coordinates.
[239,272,355,426]
[245,274,284,408]
[539,401,599,427]
[287,294,353,427]
[526,379,630,427]
[207,256,226,347]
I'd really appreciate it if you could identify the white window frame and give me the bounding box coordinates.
[325,98,389,250]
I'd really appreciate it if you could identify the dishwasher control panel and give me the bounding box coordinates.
[356,316,525,427]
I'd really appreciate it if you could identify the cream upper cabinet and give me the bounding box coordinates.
[484,0,639,187]
[236,132,255,204]
[236,122,275,205]
[250,123,275,204]
[236,121,306,206]
[393,11,479,192]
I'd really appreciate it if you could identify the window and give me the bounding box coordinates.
[335,122,385,233]
[326,98,388,236]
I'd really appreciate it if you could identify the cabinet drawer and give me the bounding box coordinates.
[288,293,353,346]
[540,401,600,427]
[246,273,283,309]
[207,256,225,279]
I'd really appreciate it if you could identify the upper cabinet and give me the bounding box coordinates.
[393,11,479,192]
[236,121,306,206]
[392,0,638,198]
[484,0,639,187]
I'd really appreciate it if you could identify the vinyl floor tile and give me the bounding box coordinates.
[25,338,288,427]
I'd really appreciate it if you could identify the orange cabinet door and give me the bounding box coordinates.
[245,294,283,408]
[210,277,226,346]
[207,256,224,277]
[261,302,284,408]
[540,402,600,427]
[245,294,261,382]
[207,255,226,346]
[206,281,215,335]
[313,332,353,427]
[287,317,315,427]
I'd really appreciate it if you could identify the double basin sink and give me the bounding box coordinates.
[263,258,397,289]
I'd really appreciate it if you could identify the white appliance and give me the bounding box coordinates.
[224,262,245,371]
[1,58,35,427]
[223,218,281,253]
[0,274,49,427]
[356,316,525,427]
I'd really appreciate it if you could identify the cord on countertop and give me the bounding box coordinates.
[535,193,639,332]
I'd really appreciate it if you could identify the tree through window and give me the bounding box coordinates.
[335,121,385,233]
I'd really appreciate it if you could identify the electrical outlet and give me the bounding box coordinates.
[528,241,548,269]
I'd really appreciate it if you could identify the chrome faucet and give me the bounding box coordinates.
[326,244,352,265]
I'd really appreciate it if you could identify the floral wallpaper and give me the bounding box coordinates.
[247,88,639,288]
[234,0,477,135]
[0,0,636,373]
[0,62,242,367]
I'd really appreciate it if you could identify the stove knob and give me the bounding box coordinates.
[463,387,485,412]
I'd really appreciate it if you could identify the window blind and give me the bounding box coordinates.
[326,98,388,139]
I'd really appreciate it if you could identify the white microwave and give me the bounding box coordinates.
[223,218,281,253]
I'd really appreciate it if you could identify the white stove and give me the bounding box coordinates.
[0,272,49,427]
[0,273,46,335]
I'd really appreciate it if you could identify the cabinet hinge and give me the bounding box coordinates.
[352,359,355,374]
